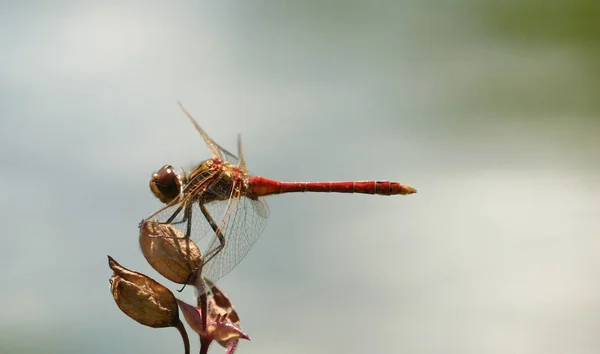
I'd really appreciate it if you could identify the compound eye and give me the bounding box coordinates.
[149,165,182,204]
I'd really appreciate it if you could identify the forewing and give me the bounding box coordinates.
[177,101,240,165]
[177,101,224,160]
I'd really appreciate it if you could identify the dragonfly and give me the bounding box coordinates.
[145,102,417,288]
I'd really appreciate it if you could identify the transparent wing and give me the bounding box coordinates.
[201,192,270,284]
[177,101,240,165]
[147,173,270,287]
[215,143,239,165]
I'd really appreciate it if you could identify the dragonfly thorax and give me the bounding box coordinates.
[183,159,251,203]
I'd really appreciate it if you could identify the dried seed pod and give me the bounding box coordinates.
[139,220,203,284]
[108,256,179,328]
[108,256,190,354]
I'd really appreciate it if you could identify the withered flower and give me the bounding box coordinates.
[139,220,202,285]
[108,256,190,354]
[205,279,243,345]
[177,281,249,354]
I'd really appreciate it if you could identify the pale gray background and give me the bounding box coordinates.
[1,1,599,353]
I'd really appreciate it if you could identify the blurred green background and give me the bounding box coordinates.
[0,1,598,353]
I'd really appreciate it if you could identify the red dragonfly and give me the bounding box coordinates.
[145,102,416,286]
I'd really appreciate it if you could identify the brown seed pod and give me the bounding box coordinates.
[139,220,203,285]
[108,256,179,328]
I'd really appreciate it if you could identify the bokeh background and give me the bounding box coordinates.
[1,1,599,353]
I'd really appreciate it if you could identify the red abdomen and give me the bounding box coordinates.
[248,176,416,197]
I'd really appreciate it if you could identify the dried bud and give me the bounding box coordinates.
[139,220,203,284]
[108,256,190,354]
[108,256,179,328]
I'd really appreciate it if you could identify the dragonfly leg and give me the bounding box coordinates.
[185,201,193,239]
[164,201,185,224]
[199,203,226,266]
[175,203,195,292]
[160,200,192,239]
[170,202,191,227]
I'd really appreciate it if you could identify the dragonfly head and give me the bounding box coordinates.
[149,165,183,204]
